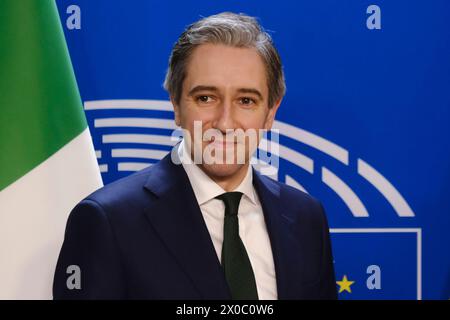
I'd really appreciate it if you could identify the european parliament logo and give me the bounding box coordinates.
[84,99,421,300]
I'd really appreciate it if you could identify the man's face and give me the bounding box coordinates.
[172,43,281,180]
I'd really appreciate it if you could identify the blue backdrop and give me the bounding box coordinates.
[55,0,450,299]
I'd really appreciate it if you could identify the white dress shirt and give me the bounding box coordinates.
[177,141,278,300]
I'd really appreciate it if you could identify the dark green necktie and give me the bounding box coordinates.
[216,192,259,300]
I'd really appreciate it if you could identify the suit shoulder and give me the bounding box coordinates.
[260,174,321,207]
[82,165,155,209]
[261,175,325,221]
[281,181,322,210]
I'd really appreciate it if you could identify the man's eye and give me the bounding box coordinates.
[197,95,213,103]
[239,97,256,105]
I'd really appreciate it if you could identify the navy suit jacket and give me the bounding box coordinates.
[53,153,337,299]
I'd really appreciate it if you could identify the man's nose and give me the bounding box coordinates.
[213,99,236,133]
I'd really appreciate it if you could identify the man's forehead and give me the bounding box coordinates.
[183,44,268,95]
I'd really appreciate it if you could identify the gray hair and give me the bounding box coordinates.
[163,12,286,108]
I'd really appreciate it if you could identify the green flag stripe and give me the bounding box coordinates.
[0,1,87,191]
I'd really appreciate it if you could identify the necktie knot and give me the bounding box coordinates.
[216,192,243,217]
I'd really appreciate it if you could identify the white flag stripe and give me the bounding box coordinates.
[0,128,102,299]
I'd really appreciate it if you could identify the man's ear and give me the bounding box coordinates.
[264,98,282,130]
[171,97,181,127]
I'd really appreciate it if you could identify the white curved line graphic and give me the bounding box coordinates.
[251,157,279,180]
[357,159,415,217]
[99,164,108,173]
[285,175,308,194]
[85,99,173,112]
[111,148,169,160]
[322,167,369,217]
[103,134,180,146]
[259,138,314,174]
[94,118,178,130]
[118,162,153,172]
[273,120,349,165]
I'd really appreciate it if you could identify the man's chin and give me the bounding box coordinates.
[199,162,246,179]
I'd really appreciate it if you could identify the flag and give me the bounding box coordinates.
[0,1,103,299]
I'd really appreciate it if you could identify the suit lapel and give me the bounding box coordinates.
[253,170,309,299]
[143,155,230,299]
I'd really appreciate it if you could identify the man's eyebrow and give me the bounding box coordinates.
[237,88,264,100]
[188,85,219,96]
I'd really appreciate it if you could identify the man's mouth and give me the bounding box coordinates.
[207,138,237,149]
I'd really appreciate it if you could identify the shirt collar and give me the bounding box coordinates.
[177,140,257,206]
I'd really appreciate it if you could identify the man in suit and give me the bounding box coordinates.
[53,12,337,300]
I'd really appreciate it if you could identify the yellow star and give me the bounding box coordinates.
[336,275,355,293]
